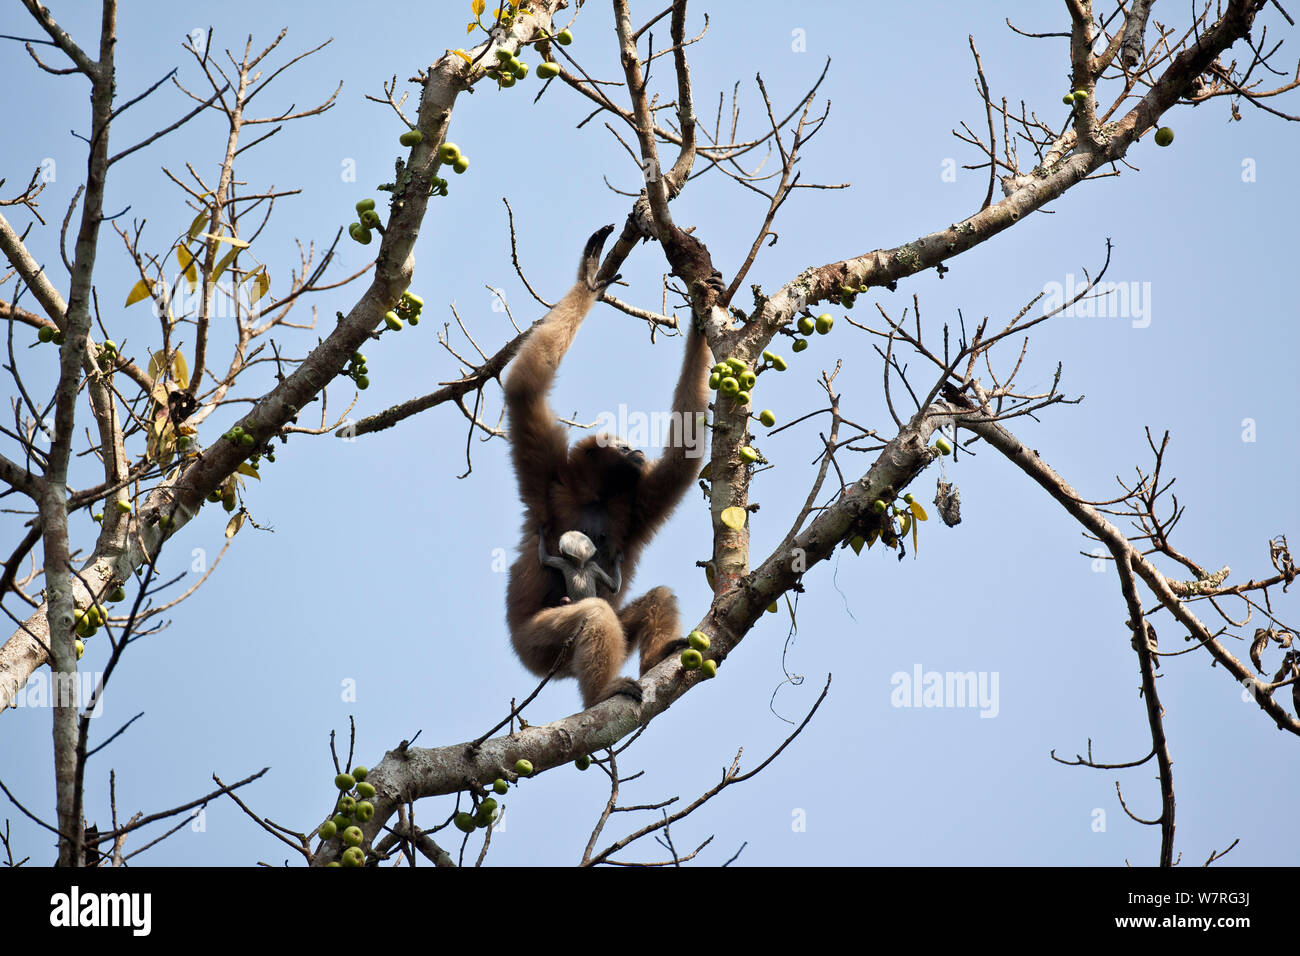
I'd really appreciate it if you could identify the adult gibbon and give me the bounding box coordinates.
[504,224,713,708]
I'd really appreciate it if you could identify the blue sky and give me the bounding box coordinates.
[1,0,1297,866]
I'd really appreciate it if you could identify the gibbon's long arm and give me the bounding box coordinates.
[503,226,614,507]
[634,320,713,528]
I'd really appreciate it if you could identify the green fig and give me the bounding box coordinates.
[873,499,887,514]
[556,28,573,45]
[108,586,125,603]
[719,376,739,395]
[681,648,703,670]
[512,61,529,78]
[1073,89,1088,101]
[454,812,476,833]
[439,143,462,164]
[574,755,591,771]
[38,326,54,343]
[351,352,366,365]
[356,781,376,799]
[759,409,776,428]
[53,331,64,345]
[537,61,560,79]
[75,638,85,660]
[341,846,365,867]
[935,436,953,455]
[725,357,747,374]
[355,801,374,823]
[399,129,422,146]
[319,820,338,840]
[739,446,758,464]
[688,630,710,651]
[734,390,751,406]
[384,312,403,331]
[342,826,364,848]
[792,338,808,353]
[493,778,509,794]
[514,759,534,776]
[239,432,254,448]
[337,795,356,815]
[355,198,376,213]
[499,72,516,88]
[360,210,380,228]
[335,772,356,791]
[815,313,834,335]
[903,492,914,504]
[769,355,787,371]
[1154,126,1174,147]
[353,227,372,245]
[701,659,718,679]
[797,315,815,335]
[92,512,103,523]
[116,500,132,514]
[355,375,370,390]
[740,370,757,389]
[708,372,722,390]
[1063,92,1075,105]
[453,157,469,174]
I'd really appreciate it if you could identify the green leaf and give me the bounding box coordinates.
[719,506,746,530]
[187,209,209,242]
[125,279,154,307]
[236,463,261,480]
[211,246,239,285]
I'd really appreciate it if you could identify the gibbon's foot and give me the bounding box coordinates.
[597,677,644,706]
[703,269,726,297]
[581,224,616,292]
[640,638,690,675]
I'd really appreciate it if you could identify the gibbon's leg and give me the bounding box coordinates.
[510,599,640,707]
[620,586,689,676]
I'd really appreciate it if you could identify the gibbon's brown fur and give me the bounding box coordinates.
[504,224,713,708]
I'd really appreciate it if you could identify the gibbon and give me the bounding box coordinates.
[538,529,622,604]
[504,224,713,708]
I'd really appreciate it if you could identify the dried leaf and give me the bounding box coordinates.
[225,512,246,539]
[1251,628,1271,674]
[171,350,189,389]
[199,232,250,248]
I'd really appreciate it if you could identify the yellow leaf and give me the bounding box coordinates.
[199,232,250,248]
[176,245,197,291]
[187,209,209,242]
[147,352,165,382]
[125,279,154,307]
[848,535,865,555]
[211,246,239,285]
[911,514,920,554]
[452,49,473,64]
[149,381,170,405]
[472,0,485,15]
[909,501,929,522]
[171,350,189,390]
[720,506,746,531]
[467,21,477,33]
[248,270,271,306]
[236,463,261,480]
[225,512,246,539]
